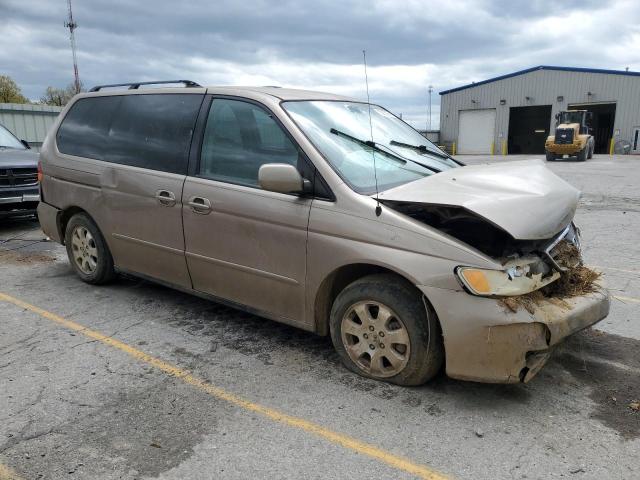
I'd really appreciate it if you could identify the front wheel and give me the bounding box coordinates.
[576,146,588,162]
[588,141,594,159]
[330,274,444,386]
[545,151,556,161]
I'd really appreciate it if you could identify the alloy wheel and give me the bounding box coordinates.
[70,226,98,274]
[341,301,411,378]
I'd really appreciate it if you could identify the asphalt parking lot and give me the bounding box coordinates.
[1,154,639,480]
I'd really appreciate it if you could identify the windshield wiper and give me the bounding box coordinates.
[329,128,439,173]
[389,140,452,161]
[330,128,406,165]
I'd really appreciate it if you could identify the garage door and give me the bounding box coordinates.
[458,109,496,154]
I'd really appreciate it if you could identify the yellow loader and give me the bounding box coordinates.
[545,110,595,161]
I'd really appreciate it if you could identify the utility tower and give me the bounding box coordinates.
[65,0,81,94]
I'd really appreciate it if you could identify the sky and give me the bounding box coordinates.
[2,0,640,129]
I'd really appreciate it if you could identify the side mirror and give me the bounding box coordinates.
[21,139,31,149]
[258,163,309,194]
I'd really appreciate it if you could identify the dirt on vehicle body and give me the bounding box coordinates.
[499,241,601,314]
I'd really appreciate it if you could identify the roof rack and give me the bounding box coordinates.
[89,80,202,92]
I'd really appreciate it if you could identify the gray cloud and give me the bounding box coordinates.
[1,0,639,128]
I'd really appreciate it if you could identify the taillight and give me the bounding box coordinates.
[37,160,43,182]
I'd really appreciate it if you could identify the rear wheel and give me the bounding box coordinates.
[545,151,556,161]
[330,274,444,386]
[64,213,116,285]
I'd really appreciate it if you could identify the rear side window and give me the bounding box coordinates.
[56,96,121,161]
[199,99,300,186]
[56,94,203,174]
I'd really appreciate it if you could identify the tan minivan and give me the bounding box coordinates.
[37,81,610,385]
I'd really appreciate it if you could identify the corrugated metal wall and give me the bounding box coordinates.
[439,68,640,153]
[417,130,440,144]
[0,103,63,152]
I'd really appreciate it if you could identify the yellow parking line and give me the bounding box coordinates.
[0,292,449,480]
[0,464,23,480]
[613,295,640,304]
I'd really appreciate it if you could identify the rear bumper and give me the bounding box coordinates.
[37,201,63,243]
[419,284,610,383]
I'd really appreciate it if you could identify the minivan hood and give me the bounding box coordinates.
[377,160,580,240]
[0,148,39,168]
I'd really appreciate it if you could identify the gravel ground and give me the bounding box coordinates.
[0,154,638,480]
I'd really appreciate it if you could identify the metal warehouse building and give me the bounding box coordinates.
[439,65,640,155]
[0,103,63,152]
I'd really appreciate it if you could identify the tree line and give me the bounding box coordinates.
[0,75,84,106]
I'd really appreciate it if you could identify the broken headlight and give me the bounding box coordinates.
[456,257,560,297]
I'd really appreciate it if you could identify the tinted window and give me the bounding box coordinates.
[57,94,203,174]
[105,95,202,173]
[200,99,299,186]
[57,96,121,161]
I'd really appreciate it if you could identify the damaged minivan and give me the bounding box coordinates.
[37,82,610,385]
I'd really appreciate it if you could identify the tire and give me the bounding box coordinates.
[64,213,116,285]
[329,274,444,386]
[587,141,594,159]
[576,146,587,162]
[545,151,556,162]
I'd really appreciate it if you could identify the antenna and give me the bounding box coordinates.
[65,0,81,94]
[363,50,382,217]
[427,85,433,131]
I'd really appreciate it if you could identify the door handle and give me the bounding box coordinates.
[187,196,212,214]
[155,189,176,206]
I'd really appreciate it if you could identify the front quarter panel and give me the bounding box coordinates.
[305,186,500,331]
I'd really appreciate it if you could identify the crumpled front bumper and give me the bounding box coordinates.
[418,284,610,383]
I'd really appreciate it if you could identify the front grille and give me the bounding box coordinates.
[0,168,38,188]
[555,128,574,145]
[545,223,581,271]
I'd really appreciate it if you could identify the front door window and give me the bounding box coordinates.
[200,99,300,187]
